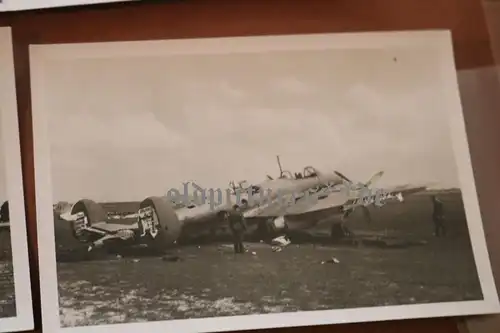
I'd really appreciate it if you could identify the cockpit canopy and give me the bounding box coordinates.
[249,185,261,195]
[228,180,262,196]
[279,165,319,180]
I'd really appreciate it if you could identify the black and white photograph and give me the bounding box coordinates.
[0,27,34,332]
[0,152,15,320]
[30,31,499,333]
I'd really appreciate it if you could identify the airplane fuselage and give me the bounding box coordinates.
[342,188,404,211]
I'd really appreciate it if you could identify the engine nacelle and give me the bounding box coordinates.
[138,196,184,251]
[70,199,107,242]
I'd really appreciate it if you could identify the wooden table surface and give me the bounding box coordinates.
[0,0,498,332]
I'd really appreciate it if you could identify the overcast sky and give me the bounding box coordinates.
[42,45,460,203]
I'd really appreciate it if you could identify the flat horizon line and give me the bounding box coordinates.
[51,187,462,206]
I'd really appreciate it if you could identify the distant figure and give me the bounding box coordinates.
[261,218,276,243]
[431,195,446,237]
[331,208,354,241]
[225,205,247,254]
[340,208,354,236]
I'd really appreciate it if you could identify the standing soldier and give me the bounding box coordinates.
[340,207,354,237]
[330,208,354,242]
[431,195,446,237]
[225,204,247,254]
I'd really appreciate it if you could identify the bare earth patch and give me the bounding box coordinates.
[57,237,482,327]
[0,260,16,318]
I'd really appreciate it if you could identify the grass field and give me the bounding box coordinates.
[0,229,15,318]
[55,190,484,327]
[57,239,482,327]
[0,228,12,261]
[0,260,16,318]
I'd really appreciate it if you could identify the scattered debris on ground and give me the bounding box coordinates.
[271,236,291,247]
[270,235,291,253]
[320,257,340,265]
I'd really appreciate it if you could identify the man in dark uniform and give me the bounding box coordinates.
[330,207,354,242]
[225,204,247,254]
[340,207,354,237]
[431,195,446,237]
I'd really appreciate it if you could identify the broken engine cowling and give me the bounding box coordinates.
[254,215,289,241]
[266,215,288,239]
[70,199,107,243]
[138,196,184,251]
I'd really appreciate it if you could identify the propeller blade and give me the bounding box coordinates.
[365,171,384,188]
[334,171,353,184]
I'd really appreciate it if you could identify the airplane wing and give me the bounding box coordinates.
[61,210,138,240]
[282,190,347,217]
[242,183,428,220]
[60,210,135,226]
[172,202,236,236]
[381,184,428,197]
[88,221,139,232]
[365,171,384,187]
[297,184,427,214]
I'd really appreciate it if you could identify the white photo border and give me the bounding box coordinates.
[29,30,500,333]
[0,27,34,333]
[0,0,135,12]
